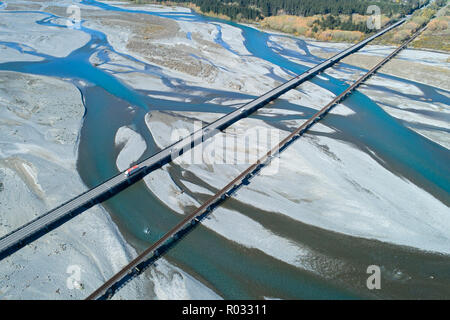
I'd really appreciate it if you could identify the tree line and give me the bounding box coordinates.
[136,0,429,21]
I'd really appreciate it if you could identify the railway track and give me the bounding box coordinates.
[86,25,428,300]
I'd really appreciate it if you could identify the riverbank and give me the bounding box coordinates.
[260,1,450,52]
[0,70,151,299]
[125,0,449,52]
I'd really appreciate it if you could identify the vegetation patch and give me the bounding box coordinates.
[411,3,450,51]
[131,0,449,50]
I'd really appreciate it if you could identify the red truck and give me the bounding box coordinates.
[124,165,141,177]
